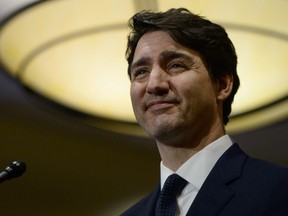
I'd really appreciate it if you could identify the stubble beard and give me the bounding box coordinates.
[141,113,189,146]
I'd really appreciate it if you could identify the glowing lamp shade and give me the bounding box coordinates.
[0,0,287,135]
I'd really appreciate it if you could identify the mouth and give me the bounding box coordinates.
[146,100,180,111]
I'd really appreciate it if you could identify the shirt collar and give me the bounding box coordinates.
[160,134,233,189]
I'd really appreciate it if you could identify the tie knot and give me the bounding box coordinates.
[161,174,188,197]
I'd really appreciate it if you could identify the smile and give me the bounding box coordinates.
[146,100,179,111]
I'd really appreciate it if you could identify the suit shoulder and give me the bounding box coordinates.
[245,156,288,175]
[120,185,160,216]
[227,144,288,178]
[241,156,288,190]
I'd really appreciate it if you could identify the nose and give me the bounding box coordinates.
[146,66,169,95]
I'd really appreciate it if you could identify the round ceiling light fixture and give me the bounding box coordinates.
[0,0,287,135]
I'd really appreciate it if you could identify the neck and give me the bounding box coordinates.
[156,122,225,171]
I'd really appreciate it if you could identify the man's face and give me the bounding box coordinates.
[130,31,220,143]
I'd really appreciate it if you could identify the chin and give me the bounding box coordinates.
[147,123,181,141]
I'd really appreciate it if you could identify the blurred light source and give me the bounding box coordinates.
[0,0,287,135]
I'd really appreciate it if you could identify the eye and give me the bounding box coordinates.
[131,68,150,80]
[171,63,183,68]
[168,62,187,73]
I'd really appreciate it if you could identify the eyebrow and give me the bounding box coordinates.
[159,50,195,63]
[130,50,195,72]
[131,57,151,72]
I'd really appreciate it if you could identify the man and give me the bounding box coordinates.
[121,8,288,216]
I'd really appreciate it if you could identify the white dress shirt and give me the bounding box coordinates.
[160,134,233,216]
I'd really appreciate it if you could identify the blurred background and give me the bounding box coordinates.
[0,0,287,215]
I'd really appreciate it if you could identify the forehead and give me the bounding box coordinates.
[137,31,177,48]
[132,31,202,65]
[133,31,184,61]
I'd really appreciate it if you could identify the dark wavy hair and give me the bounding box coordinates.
[126,8,240,125]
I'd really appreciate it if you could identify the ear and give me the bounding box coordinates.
[215,74,233,102]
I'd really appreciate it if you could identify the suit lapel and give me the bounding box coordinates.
[186,144,248,216]
[142,184,160,216]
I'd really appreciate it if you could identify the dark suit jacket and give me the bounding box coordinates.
[121,144,288,216]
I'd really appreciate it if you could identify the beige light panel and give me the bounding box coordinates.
[0,0,287,134]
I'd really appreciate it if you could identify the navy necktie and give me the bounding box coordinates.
[155,174,188,216]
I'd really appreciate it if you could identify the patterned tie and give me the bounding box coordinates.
[155,174,188,216]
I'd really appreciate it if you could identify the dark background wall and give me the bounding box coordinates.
[0,69,287,215]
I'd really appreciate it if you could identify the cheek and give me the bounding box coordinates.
[176,75,216,107]
[130,88,137,109]
[130,84,143,111]
[173,75,200,98]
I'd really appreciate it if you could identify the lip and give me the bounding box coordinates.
[146,100,179,111]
